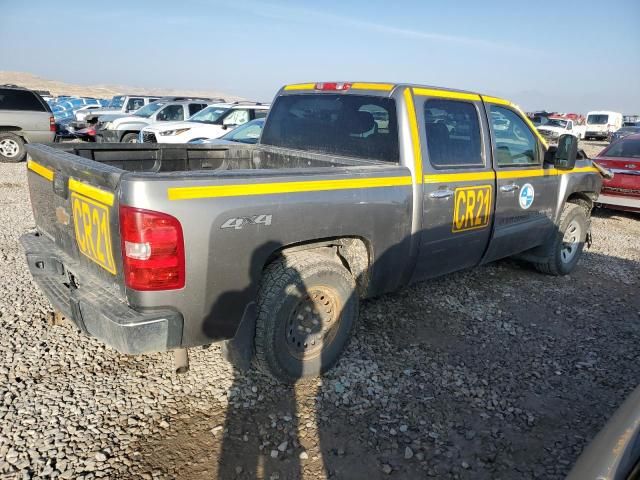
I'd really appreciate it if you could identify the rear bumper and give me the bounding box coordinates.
[20,231,183,354]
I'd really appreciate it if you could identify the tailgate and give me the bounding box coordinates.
[26,144,124,284]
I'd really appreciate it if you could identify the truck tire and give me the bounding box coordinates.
[254,251,358,383]
[533,203,588,276]
[121,132,138,143]
[0,133,26,163]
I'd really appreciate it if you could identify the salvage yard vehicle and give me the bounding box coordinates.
[585,110,623,141]
[536,117,586,142]
[21,81,603,383]
[139,102,269,143]
[95,98,215,143]
[0,85,55,162]
[594,133,640,213]
[610,126,640,143]
[81,95,163,125]
[189,118,265,145]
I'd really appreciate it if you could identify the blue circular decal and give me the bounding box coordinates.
[519,183,535,209]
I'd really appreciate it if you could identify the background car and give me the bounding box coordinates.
[140,102,269,143]
[594,133,640,213]
[610,126,640,143]
[96,98,214,143]
[0,84,55,162]
[188,118,265,144]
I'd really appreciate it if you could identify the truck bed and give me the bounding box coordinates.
[51,143,390,174]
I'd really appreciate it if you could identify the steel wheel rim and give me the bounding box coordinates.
[561,219,581,263]
[0,139,20,157]
[286,286,342,360]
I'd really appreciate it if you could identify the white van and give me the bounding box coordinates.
[585,111,623,141]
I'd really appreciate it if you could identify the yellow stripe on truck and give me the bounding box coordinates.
[27,159,54,181]
[413,88,481,102]
[403,88,423,182]
[168,176,413,201]
[351,82,394,91]
[283,83,316,91]
[424,171,495,183]
[68,178,115,206]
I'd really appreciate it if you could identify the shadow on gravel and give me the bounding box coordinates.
[132,223,640,480]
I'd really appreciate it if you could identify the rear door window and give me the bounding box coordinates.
[423,99,483,168]
[261,94,399,162]
[0,89,46,112]
[126,98,145,111]
[156,104,184,121]
[188,103,207,116]
[253,109,269,119]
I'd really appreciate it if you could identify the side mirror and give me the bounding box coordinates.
[555,134,578,170]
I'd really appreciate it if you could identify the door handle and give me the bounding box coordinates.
[500,184,520,193]
[429,189,454,199]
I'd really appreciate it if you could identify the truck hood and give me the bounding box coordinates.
[112,116,152,128]
[537,126,565,134]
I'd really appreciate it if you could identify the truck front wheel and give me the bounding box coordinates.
[533,203,588,276]
[121,132,139,143]
[254,251,358,383]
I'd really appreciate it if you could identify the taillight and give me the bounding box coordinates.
[49,116,56,132]
[315,82,351,91]
[119,205,185,291]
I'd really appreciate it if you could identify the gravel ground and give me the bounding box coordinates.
[1,140,638,479]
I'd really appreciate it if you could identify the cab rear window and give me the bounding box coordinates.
[261,94,399,163]
[0,89,47,112]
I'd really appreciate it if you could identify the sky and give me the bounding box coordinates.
[1,0,639,113]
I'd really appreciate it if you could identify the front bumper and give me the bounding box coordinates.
[586,131,608,139]
[20,232,183,354]
[95,129,120,143]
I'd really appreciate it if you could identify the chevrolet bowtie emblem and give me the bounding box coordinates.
[56,206,70,225]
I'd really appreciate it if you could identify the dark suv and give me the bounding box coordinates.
[0,85,55,162]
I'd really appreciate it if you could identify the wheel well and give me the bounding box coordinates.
[0,126,23,133]
[567,192,594,218]
[265,236,372,298]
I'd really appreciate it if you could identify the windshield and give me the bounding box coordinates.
[618,127,640,133]
[110,96,125,109]
[133,102,164,118]
[544,119,568,128]
[532,116,549,126]
[261,94,399,162]
[587,114,608,125]
[221,119,264,144]
[189,106,229,124]
[602,138,640,158]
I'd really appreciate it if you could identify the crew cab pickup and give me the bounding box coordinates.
[21,82,603,383]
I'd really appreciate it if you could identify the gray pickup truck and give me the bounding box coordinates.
[21,81,603,383]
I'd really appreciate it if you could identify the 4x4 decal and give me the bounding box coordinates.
[220,214,273,230]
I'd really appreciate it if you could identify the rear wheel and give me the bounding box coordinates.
[121,132,138,143]
[533,203,588,276]
[254,251,358,383]
[0,133,26,162]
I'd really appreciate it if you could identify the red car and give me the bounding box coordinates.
[594,133,640,213]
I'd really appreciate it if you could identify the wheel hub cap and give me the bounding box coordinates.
[561,219,581,263]
[286,287,341,359]
[0,139,19,157]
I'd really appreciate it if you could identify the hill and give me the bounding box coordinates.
[0,71,242,101]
